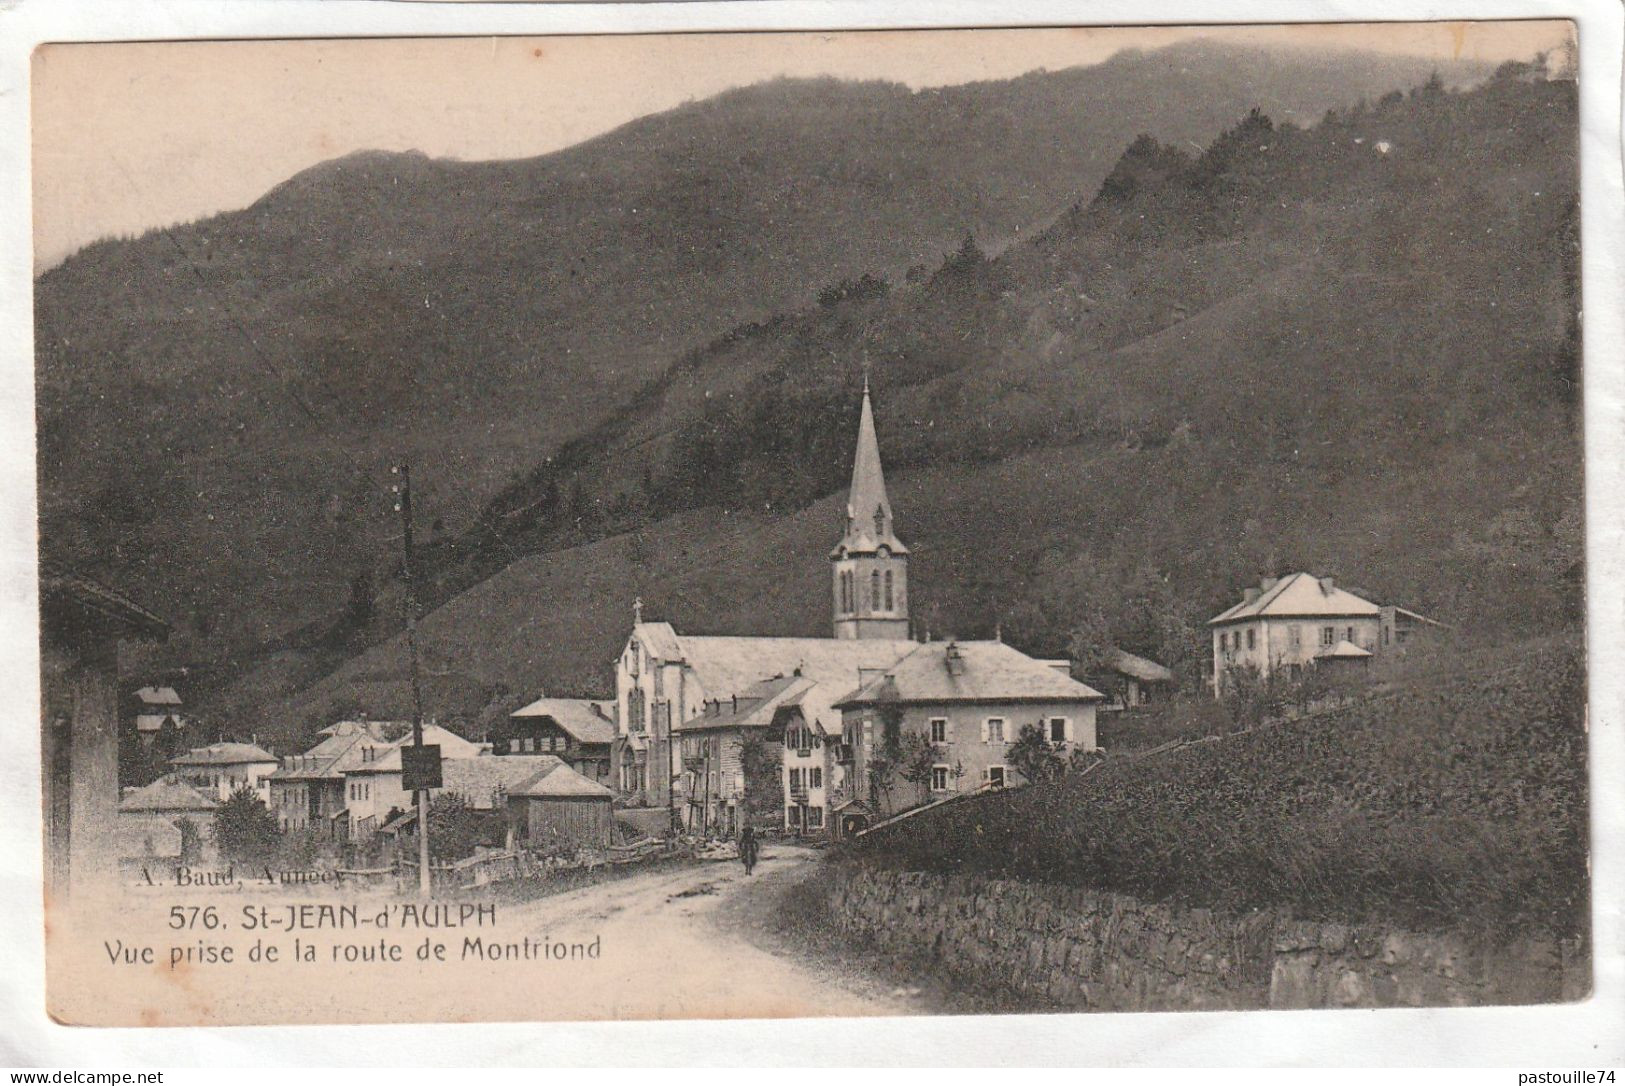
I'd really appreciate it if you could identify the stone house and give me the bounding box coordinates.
[115,775,217,863]
[833,639,1105,824]
[339,723,484,842]
[169,741,278,805]
[1208,573,1444,696]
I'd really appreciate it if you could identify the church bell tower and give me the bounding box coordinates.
[831,382,910,640]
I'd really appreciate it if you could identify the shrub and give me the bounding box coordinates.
[851,636,1587,940]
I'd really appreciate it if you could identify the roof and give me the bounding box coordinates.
[831,386,908,557]
[268,727,390,781]
[677,675,810,733]
[1318,639,1374,659]
[119,776,218,813]
[509,759,615,800]
[134,713,184,733]
[836,640,1105,708]
[38,560,169,641]
[509,697,615,745]
[440,755,563,809]
[343,724,484,774]
[1106,648,1175,685]
[135,686,182,706]
[171,742,277,767]
[1208,573,1382,625]
[636,630,917,704]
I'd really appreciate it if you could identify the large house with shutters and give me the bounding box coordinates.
[609,383,1102,836]
[1208,572,1444,695]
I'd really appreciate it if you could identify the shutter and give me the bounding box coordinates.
[979,718,989,743]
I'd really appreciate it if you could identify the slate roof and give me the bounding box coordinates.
[509,759,615,800]
[1208,573,1381,625]
[135,685,182,706]
[1106,649,1175,685]
[835,640,1105,707]
[440,755,562,809]
[831,385,908,557]
[635,628,916,703]
[119,776,218,813]
[510,697,615,745]
[171,742,277,767]
[1317,639,1374,659]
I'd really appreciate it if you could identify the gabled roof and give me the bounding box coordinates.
[509,759,614,800]
[135,713,184,733]
[119,776,218,813]
[171,742,277,767]
[1104,648,1175,684]
[835,640,1105,708]
[135,686,182,706]
[1208,572,1381,625]
[510,697,615,745]
[440,755,563,809]
[341,724,484,774]
[1317,639,1373,659]
[677,675,811,733]
[653,634,917,705]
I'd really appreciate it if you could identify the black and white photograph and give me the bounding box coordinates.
[11,8,1617,1048]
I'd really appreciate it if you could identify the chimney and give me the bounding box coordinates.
[1320,576,1336,595]
[945,642,966,676]
[1260,576,1277,592]
[1243,588,1261,605]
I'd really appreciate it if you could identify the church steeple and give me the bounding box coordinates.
[831,384,911,640]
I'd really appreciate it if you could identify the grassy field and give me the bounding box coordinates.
[851,634,1588,940]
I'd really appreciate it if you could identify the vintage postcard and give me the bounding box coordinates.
[25,17,1603,1034]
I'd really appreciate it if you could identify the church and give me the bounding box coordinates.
[609,384,1102,837]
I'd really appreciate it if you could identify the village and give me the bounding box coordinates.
[42,380,1446,904]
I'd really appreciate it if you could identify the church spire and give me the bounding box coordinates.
[845,383,893,543]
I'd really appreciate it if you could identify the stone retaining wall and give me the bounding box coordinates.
[820,862,1587,1011]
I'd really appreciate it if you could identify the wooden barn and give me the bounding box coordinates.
[505,758,614,851]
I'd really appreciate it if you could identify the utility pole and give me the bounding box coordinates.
[394,463,432,898]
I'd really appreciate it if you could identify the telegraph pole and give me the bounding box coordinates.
[394,463,432,898]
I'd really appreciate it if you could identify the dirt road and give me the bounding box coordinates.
[496,843,917,1020]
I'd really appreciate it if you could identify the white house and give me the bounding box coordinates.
[169,741,279,804]
[1208,573,1440,695]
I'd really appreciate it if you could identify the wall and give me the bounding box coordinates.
[819,862,1588,1011]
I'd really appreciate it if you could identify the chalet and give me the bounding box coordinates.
[1208,573,1444,695]
[169,741,278,804]
[833,639,1105,826]
[131,685,186,747]
[40,561,169,900]
[494,697,613,784]
[1091,648,1176,711]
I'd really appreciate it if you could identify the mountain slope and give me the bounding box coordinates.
[232,71,1581,746]
[36,39,1480,669]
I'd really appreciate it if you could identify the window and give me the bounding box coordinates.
[931,764,950,791]
[1246,628,1256,650]
[985,717,1006,743]
[1321,626,1336,647]
[1383,627,1391,645]
[810,768,823,789]
[929,717,948,744]
[986,766,1007,789]
[871,570,882,610]
[1290,625,1302,649]
[786,806,801,828]
[884,570,894,611]
[1049,717,1068,744]
[1346,626,1356,643]
[789,768,804,789]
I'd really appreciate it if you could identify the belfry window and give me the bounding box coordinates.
[871,570,882,610]
[874,505,886,537]
[884,569,894,611]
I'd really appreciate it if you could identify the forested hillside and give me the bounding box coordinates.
[36,40,1479,679]
[217,65,1580,747]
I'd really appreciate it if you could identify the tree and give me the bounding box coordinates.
[897,734,940,806]
[425,794,504,862]
[1007,722,1066,785]
[212,786,280,864]
[738,730,783,827]
[176,817,204,866]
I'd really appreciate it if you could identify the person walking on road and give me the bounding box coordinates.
[739,824,759,876]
